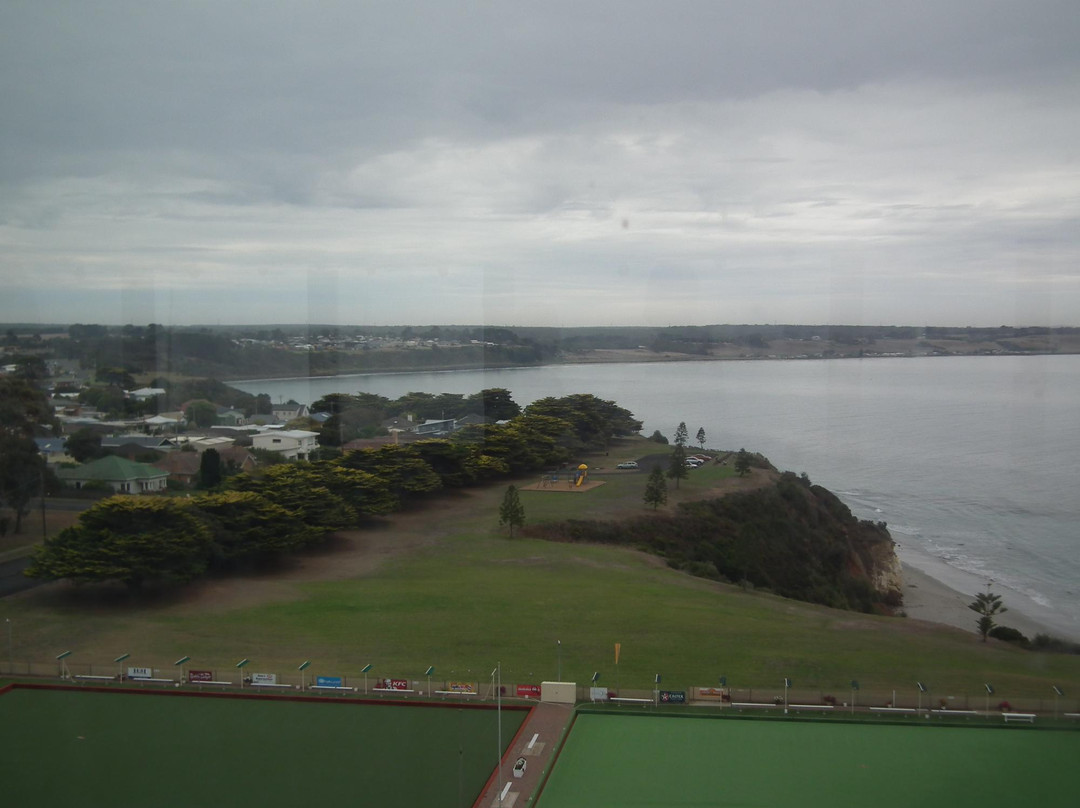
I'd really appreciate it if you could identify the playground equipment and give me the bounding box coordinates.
[573,464,588,487]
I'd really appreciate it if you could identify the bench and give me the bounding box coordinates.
[311,685,357,692]
[434,690,477,696]
[251,682,294,689]
[790,704,835,711]
[610,697,652,705]
[74,675,115,682]
[1003,712,1036,723]
[869,706,918,714]
[129,677,174,684]
[731,702,780,708]
[931,709,978,716]
[190,680,233,687]
[373,687,413,694]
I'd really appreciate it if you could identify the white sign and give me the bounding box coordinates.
[251,672,278,685]
[127,666,153,679]
[590,686,609,702]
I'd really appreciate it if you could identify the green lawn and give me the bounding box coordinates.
[4,439,1080,705]
[0,686,527,808]
[537,712,1079,807]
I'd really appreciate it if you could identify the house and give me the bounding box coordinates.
[56,455,169,494]
[152,451,202,487]
[415,418,455,437]
[270,402,309,423]
[34,437,72,465]
[217,445,257,474]
[129,387,167,401]
[251,429,318,460]
[215,407,247,426]
[454,414,491,429]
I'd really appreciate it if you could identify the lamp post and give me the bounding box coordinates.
[56,650,72,680]
[114,653,130,681]
[719,675,727,709]
[361,663,372,694]
[5,618,12,671]
[916,681,927,714]
[298,661,311,692]
[654,673,662,707]
[174,656,191,686]
[851,680,859,715]
[783,678,791,714]
[425,665,434,697]
[236,658,250,689]
[556,640,561,681]
[1053,685,1064,719]
[984,683,994,717]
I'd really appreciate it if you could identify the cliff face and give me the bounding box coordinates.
[528,471,903,614]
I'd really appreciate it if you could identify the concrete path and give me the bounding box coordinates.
[474,701,575,808]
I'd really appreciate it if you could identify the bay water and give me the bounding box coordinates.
[231,355,1080,639]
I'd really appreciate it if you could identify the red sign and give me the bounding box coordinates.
[188,670,213,683]
[516,684,541,699]
[379,678,409,691]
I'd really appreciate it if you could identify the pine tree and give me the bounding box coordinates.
[968,587,1007,642]
[667,445,688,489]
[696,427,706,448]
[674,422,689,447]
[499,484,526,537]
[734,449,752,477]
[643,467,668,509]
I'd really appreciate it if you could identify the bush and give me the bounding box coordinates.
[988,625,1029,646]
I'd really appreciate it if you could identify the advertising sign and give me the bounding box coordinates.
[188,670,214,683]
[316,676,344,688]
[590,686,609,702]
[379,678,409,691]
[659,690,687,704]
[516,684,542,699]
[127,666,153,679]
[251,672,278,685]
[697,687,724,698]
[446,681,477,694]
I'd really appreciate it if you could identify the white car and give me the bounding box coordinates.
[616,461,639,469]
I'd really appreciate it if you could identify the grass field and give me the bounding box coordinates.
[536,712,1079,807]
[0,685,528,808]
[4,438,1080,703]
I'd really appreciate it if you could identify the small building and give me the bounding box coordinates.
[57,455,169,494]
[251,429,318,460]
[152,451,202,487]
[415,418,455,437]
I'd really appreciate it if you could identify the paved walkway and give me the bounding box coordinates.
[473,701,575,808]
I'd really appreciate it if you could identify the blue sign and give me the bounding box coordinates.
[316,676,343,687]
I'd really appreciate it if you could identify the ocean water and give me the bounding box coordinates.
[231,354,1080,638]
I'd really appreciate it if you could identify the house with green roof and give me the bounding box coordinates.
[56,455,169,494]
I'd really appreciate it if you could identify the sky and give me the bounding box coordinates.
[1,1,1079,328]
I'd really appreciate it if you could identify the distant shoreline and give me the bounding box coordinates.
[222,346,1080,383]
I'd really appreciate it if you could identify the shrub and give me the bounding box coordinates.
[988,625,1029,646]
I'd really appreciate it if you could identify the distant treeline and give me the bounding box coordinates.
[8,322,1080,382]
[27,392,642,591]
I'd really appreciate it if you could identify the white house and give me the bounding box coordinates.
[251,429,319,460]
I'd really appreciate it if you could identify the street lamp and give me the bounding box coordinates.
[236,658,250,689]
[1053,685,1064,719]
[851,680,860,715]
[556,640,561,681]
[361,663,372,694]
[298,660,311,692]
[783,678,791,714]
[916,681,927,713]
[174,656,191,685]
[114,653,130,681]
[984,683,994,716]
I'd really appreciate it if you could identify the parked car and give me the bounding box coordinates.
[616,461,639,469]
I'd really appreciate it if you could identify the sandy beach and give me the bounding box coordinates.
[901,562,1064,641]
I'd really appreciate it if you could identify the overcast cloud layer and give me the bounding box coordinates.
[2,1,1079,327]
